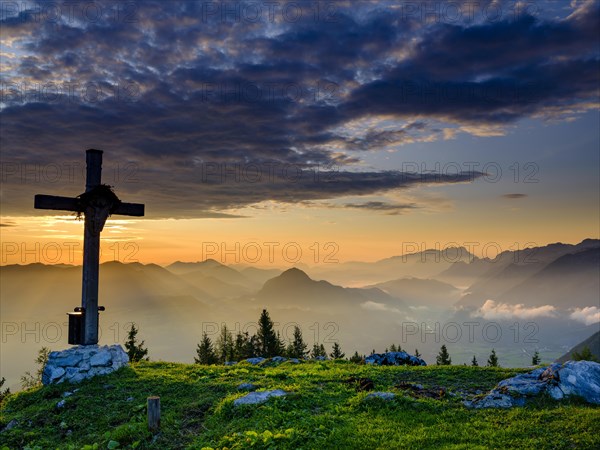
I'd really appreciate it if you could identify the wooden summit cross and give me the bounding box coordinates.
[34,149,144,345]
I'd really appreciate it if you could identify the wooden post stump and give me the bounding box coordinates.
[147,396,161,431]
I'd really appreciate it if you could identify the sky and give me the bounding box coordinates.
[0,0,598,266]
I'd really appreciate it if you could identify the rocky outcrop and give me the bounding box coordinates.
[465,360,600,408]
[241,356,301,366]
[234,389,287,406]
[365,351,426,366]
[244,357,266,365]
[365,392,395,400]
[42,345,129,385]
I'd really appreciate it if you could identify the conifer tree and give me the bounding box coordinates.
[471,355,479,366]
[349,351,364,363]
[216,324,235,363]
[311,343,327,358]
[257,309,279,357]
[487,349,499,367]
[124,324,149,363]
[233,331,248,361]
[0,377,10,404]
[236,331,258,360]
[572,346,598,362]
[195,332,217,364]
[287,326,308,359]
[246,334,261,358]
[276,330,286,356]
[414,348,421,358]
[436,345,452,365]
[20,347,50,389]
[531,350,541,365]
[389,344,397,352]
[330,342,345,359]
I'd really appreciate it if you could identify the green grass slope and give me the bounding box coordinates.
[1,361,599,449]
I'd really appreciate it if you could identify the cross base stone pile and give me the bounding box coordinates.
[42,345,129,385]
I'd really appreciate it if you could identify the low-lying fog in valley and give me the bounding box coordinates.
[2,239,599,390]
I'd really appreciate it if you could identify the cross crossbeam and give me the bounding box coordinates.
[34,194,144,216]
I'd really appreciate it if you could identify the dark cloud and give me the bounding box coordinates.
[502,193,528,199]
[4,164,484,219]
[0,1,597,218]
[343,201,417,215]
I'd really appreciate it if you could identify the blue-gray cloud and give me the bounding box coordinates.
[1,0,598,218]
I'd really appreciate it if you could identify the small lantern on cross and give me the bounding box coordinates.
[34,149,145,345]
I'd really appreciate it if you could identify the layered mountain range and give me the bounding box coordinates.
[1,239,598,389]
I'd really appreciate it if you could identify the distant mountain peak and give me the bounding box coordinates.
[201,258,223,266]
[279,267,311,281]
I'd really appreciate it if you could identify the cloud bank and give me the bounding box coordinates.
[1,0,598,218]
[361,301,402,314]
[474,299,557,320]
[570,306,600,325]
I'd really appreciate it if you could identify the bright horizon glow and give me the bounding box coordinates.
[1,212,597,267]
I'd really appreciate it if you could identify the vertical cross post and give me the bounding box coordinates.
[82,149,103,345]
[34,149,144,346]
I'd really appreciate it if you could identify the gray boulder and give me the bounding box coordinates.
[90,351,112,367]
[244,357,266,365]
[44,366,66,384]
[496,367,547,396]
[467,360,600,408]
[556,360,600,403]
[365,392,395,401]
[365,351,426,366]
[464,393,525,409]
[53,353,83,367]
[2,419,18,432]
[234,389,287,406]
[271,356,287,363]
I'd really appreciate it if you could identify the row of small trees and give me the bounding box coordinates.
[107,315,551,368]
[436,344,502,367]
[435,345,541,367]
[194,309,346,364]
[192,311,541,367]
